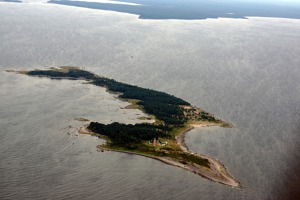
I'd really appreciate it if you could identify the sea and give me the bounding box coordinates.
[0,1,300,199]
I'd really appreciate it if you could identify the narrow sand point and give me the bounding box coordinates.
[78,126,93,135]
[175,124,240,188]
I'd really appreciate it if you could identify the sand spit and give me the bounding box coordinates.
[82,123,240,188]
[176,124,240,188]
[78,126,93,135]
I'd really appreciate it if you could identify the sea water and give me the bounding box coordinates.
[0,2,300,199]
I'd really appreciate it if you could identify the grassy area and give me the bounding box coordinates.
[74,117,90,122]
[99,139,209,168]
[124,99,141,109]
[137,116,153,120]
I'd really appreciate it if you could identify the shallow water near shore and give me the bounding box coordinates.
[1,2,300,200]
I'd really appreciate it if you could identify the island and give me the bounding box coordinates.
[9,66,240,188]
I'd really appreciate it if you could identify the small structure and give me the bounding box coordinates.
[161,141,168,147]
[153,138,157,146]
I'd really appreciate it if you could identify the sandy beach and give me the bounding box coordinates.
[175,124,240,187]
[78,126,93,134]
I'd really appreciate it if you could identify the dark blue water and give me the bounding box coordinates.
[48,0,300,20]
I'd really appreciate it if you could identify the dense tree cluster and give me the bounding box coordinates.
[92,76,190,125]
[88,122,171,149]
[28,68,193,148]
[29,68,190,126]
[26,68,222,169]
[28,69,96,79]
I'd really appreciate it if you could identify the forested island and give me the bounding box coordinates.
[10,67,239,187]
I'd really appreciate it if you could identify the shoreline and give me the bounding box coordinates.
[79,126,93,134]
[79,124,240,188]
[177,124,240,187]
[9,67,240,188]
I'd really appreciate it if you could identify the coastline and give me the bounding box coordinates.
[79,124,240,188]
[79,126,93,134]
[9,67,240,188]
[177,124,240,187]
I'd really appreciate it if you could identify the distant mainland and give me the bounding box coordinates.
[7,66,240,188]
